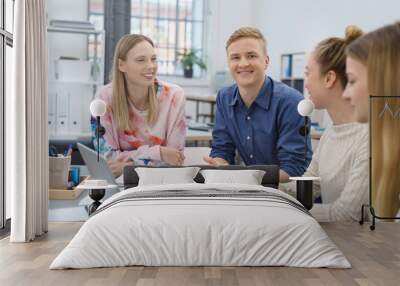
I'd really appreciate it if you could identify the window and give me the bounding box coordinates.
[1,0,14,232]
[88,0,104,62]
[88,0,206,77]
[131,0,205,77]
[5,0,13,33]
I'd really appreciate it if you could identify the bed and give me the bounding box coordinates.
[50,165,350,269]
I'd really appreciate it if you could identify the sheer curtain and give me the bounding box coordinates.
[9,0,48,242]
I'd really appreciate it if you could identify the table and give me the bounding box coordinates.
[310,127,324,140]
[186,129,212,146]
[186,94,217,123]
[186,129,212,142]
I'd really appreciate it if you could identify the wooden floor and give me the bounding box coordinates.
[0,222,399,286]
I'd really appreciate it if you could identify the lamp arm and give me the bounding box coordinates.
[304,116,308,161]
[96,116,100,162]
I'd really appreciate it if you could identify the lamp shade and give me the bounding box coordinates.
[297,99,315,117]
[90,99,107,117]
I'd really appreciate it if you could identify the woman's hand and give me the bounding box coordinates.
[108,157,133,177]
[160,146,185,166]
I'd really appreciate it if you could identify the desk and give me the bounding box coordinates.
[186,129,212,142]
[186,129,213,146]
[310,127,324,140]
[186,94,217,122]
[186,128,321,146]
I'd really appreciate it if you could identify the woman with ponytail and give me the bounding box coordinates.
[97,34,187,176]
[294,25,369,222]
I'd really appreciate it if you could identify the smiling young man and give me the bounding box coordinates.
[204,27,312,182]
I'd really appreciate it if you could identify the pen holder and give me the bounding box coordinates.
[49,156,71,189]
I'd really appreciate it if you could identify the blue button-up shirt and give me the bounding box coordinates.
[210,76,312,176]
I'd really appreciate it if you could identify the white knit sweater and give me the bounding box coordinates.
[303,122,369,222]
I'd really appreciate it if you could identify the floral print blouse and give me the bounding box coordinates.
[95,80,186,164]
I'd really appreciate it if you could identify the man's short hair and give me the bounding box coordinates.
[226,27,267,53]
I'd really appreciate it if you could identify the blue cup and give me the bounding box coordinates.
[70,167,80,186]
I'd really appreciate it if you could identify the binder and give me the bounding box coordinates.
[68,89,82,133]
[292,54,306,79]
[282,55,292,78]
[56,91,69,134]
[48,91,57,134]
[48,115,56,135]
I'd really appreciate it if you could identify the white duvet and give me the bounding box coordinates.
[50,183,351,269]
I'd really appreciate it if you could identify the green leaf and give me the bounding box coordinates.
[179,48,207,71]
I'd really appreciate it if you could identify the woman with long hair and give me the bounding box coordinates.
[344,22,400,218]
[97,34,187,176]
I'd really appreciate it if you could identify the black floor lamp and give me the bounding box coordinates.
[359,95,400,230]
[83,99,109,215]
[291,99,318,210]
[89,99,107,162]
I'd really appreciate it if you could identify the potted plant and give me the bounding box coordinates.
[179,49,207,78]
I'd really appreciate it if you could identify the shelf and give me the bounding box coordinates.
[49,79,103,85]
[47,26,104,35]
[49,133,92,141]
[158,75,211,88]
[281,52,306,56]
[47,23,105,138]
[280,52,306,85]
[281,77,304,81]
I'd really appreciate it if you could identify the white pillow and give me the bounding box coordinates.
[135,167,200,186]
[200,169,266,185]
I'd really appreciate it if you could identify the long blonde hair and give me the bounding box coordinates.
[347,22,400,218]
[111,34,158,131]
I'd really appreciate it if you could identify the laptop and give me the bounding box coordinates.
[77,142,121,186]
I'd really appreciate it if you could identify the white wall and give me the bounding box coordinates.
[247,0,400,126]
[253,0,400,80]
[206,0,256,77]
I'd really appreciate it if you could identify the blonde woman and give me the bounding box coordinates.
[344,22,400,218]
[294,26,368,222]
[97,34,187,176]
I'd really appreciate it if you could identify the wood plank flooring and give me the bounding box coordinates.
[0,222,399,286]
